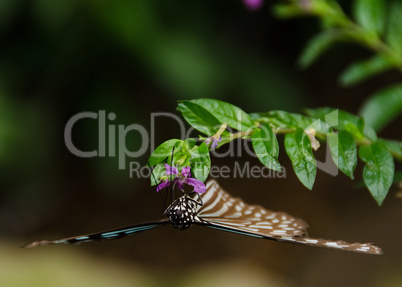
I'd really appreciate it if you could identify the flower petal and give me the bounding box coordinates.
[156,180,171,192]
[243,0,264,11]
[210,136,222,150]
[181,166,191,178]
[186,178,207,193]
[175,179,185,190]
[164,164,179,176]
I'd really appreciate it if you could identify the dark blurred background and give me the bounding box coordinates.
[1,0,401,286]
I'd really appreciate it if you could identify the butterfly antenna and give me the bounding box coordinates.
[143,154,167,209]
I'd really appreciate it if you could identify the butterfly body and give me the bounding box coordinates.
[164,196,199,230]
[23,180,382,255]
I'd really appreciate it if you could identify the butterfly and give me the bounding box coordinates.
[23,180,382,255]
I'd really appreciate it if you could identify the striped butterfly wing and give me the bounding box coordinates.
[193,180,382,255]
[23,220,169,248]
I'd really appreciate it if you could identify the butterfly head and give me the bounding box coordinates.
[164,196,198,230]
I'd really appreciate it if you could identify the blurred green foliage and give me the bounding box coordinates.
[275,0,402,132]
[0,0,308,199]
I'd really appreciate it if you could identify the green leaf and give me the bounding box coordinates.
[191,98,256,131]
[285,128,317,190]
[256,110,329,133]
[149,139,181,166]
[169,140,190,167]
[150,162,166,186]
[184,138,196,149]
[359,142,395,205]
[377,138,402,161]
[190,142,211,182]
[328,131,357,179]
[305,107,377,141]
[359,84,402,132]
[177,101,230,136]
[289,113,329,133]
[361,121,377,142]
[250,111,293,129]
[299,30,351,68]
[386,1,402,53]
[305,107,337,120]
[339,55,393,87]
[249,113,261,120]
[264,110,299,128]
[305,108,357,130]
[273,4,303,18]
[251,124,281,172]
[343,120,365,141]
[353,0,386,36]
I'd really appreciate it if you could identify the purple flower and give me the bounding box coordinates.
[157,164,206,193]
[205,136,222,150]
[243,0,264,11]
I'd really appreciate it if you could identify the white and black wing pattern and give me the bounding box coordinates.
[194,180,308,237]
[193,180,382,255]
[23,220,169,248]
